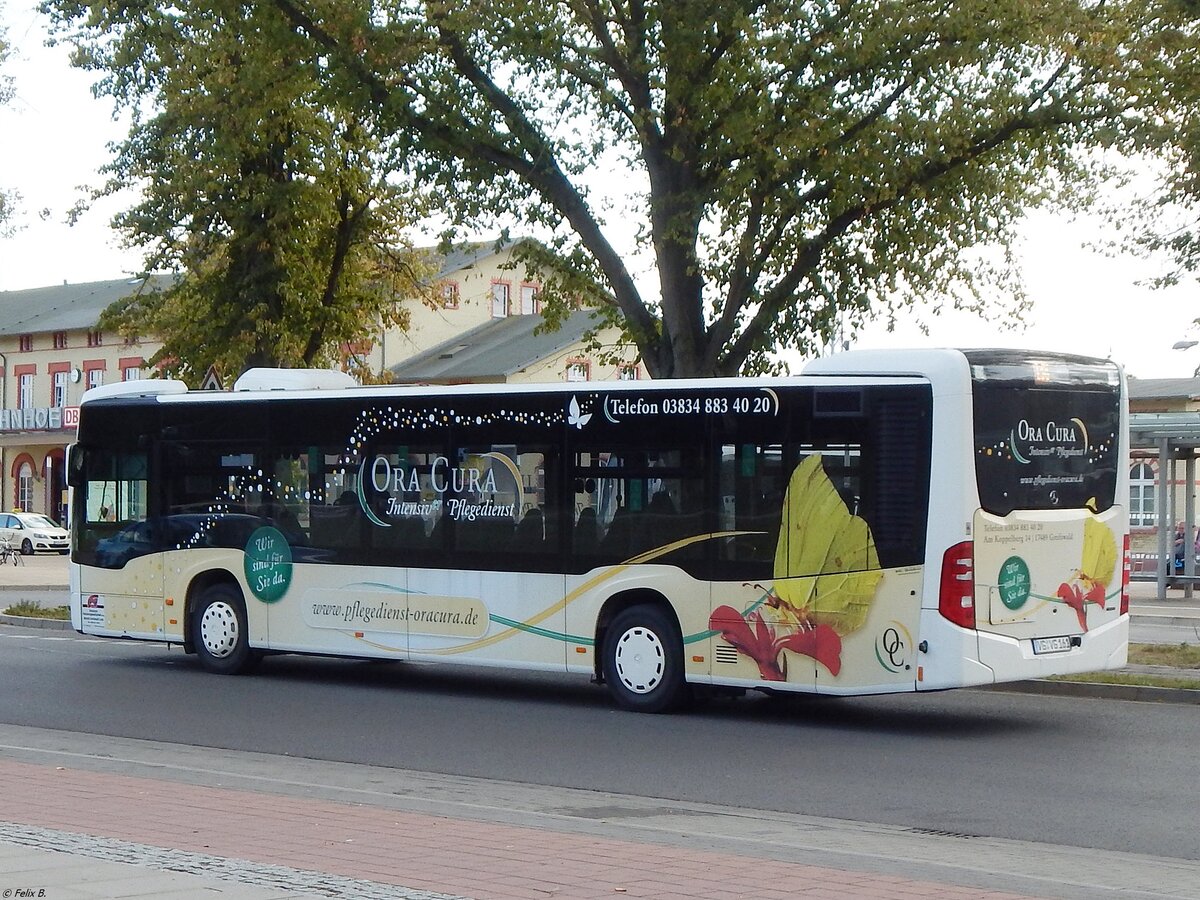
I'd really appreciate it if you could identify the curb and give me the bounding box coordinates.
[1133,615,1200,628]
[983,678,1200,705]
[0,613,73,631]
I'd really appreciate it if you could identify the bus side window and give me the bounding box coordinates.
[75,449,150,565]
[714,443,785,577]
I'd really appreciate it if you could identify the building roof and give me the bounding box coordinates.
[0,236,526,335]
[1127,377,1200,401]
[389,309,605,382]
[432,237,536,281]
[0,276,174,335]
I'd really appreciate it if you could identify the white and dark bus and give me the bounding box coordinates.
[67,349,1129,712]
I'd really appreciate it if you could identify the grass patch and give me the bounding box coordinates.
[1049,672,1200,691]
[2,601,70,620]
[1128,642,1200,668]
[1048,642,1200,690]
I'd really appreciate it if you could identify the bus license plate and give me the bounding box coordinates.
[1032,636,1072,655]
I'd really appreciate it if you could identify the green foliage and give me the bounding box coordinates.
[263,0,1188,377]
[1088,3,1200,323]
[1049,672,1200,690]
[43,0,433,383]
[0,3,17,238]
[1128,641,1200,669]
[3,601,70,620]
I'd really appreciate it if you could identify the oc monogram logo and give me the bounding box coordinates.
[874,621,913,674]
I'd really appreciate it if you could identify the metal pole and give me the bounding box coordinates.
[1188,453,1197,600]
[1157,438,1171,599]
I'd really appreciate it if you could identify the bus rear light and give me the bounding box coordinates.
[939,541,975,629]
[1121,534,1131,616]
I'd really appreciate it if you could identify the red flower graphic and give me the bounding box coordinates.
[710,604,843,679]
[1055,580,1106,631]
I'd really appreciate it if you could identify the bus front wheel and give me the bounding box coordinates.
[193,585,257,675]
[603,605,689,713]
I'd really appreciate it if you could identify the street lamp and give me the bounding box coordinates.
[1173,340,1200,376]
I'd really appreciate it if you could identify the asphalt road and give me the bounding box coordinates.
[1,622,1197,863]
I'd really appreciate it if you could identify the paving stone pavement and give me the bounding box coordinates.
[1,725,1199,900]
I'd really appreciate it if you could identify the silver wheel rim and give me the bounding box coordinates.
[614,625,665,695]
[200,601,240,659]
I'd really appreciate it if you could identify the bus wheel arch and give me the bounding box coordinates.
[596,591,689,713]
[186,573,258,675]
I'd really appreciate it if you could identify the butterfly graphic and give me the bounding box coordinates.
[568,396,592,429]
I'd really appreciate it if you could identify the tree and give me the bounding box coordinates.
[0,2,17,238]
[43,0,431,383]
[255,0,1188,377]
[1120,6,1200,297]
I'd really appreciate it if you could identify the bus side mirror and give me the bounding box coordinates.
[66,445,85,488]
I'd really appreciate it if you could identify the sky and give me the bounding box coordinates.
[2,3,1198,380]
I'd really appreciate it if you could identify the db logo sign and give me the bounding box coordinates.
[63,406,81,428]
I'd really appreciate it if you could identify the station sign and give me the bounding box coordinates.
[0,406,81,432]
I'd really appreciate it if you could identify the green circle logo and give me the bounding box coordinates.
[997,556,1031,610]
[244,526,292,603]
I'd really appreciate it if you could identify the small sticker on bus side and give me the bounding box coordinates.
[82,593,105,629]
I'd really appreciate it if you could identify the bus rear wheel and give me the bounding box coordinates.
[193,585,257,675]
[603,605,689,713]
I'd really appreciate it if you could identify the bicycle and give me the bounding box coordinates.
[0,538,24,566]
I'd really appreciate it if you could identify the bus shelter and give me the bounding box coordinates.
[1129,412,1200,598]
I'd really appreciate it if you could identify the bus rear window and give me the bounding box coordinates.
[971,380,1120,516]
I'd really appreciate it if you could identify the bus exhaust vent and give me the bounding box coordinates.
[715,643,740,665]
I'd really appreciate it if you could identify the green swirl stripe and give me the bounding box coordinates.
[488,614,593,645]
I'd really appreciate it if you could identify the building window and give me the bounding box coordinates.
[123,365,142,382]
[618,364,639,381]
[17,374,34,410]
[1130,463,1156,528]
[53,370,68,408]
[519,284,539,315]
[87,368,104,391]
[491,281,510,318]
[18,334,32,352]
[53,332,68,350]
[87,330,103,348]
[441,281,460,309]
[566,359,590,382]
[17,462,34,513]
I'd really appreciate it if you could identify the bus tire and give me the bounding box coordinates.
[193,584,257,675]
[603,605,689,713]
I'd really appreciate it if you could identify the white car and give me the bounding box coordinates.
[0,512,69,555]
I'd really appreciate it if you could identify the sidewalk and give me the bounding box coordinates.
[2,725,1199,900]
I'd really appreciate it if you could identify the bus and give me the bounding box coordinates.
[67,348,1130,712]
